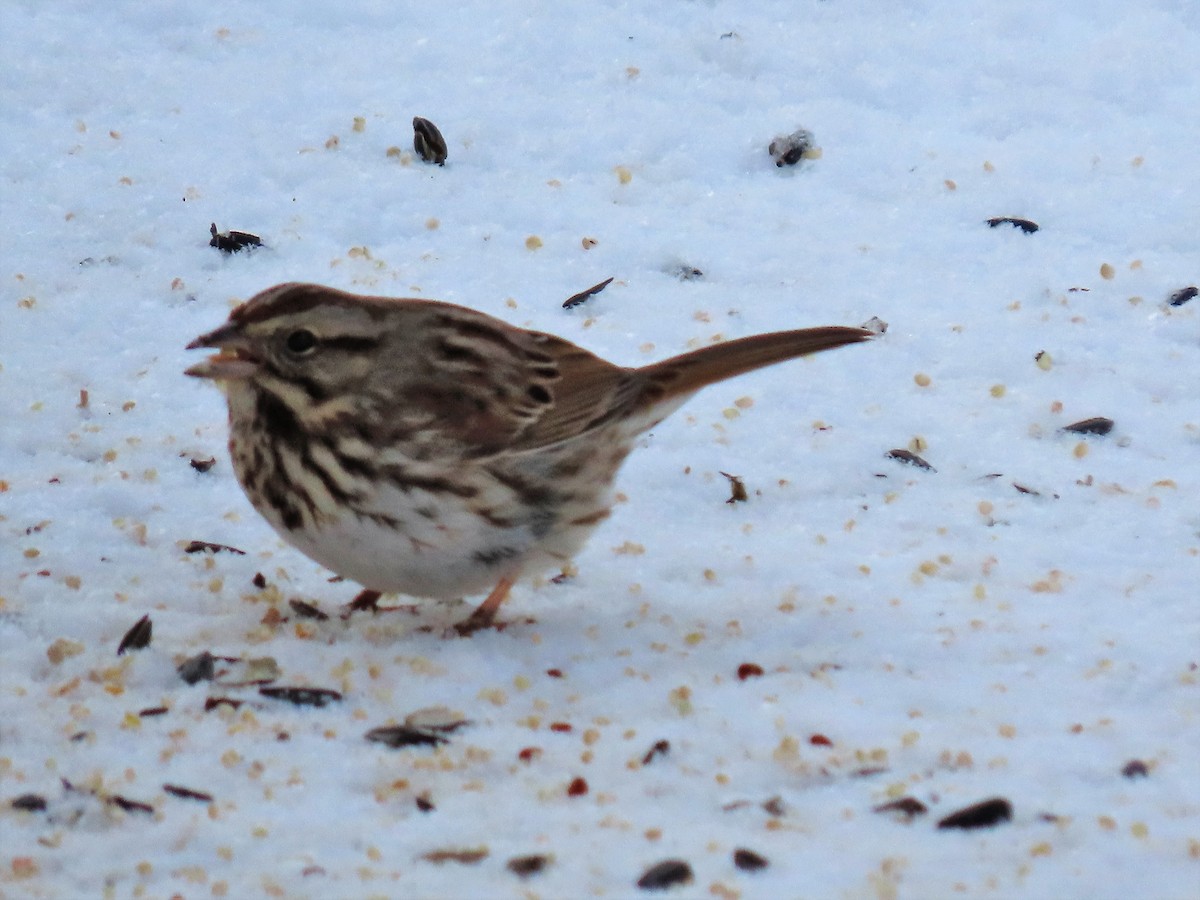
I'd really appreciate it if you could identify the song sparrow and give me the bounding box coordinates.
[186,282,872,634]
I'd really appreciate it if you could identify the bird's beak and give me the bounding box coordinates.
[185,322,260,380]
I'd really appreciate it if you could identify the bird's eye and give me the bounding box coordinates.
[284,329,318,355]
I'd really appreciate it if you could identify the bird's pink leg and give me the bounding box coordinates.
[453,575,516,636]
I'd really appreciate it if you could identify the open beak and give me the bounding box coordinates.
[185,322,260,380]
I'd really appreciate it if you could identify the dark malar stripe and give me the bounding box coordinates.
[256,390,307,452]
[253,390,359,521]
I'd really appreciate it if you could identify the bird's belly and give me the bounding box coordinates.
[281,490,534,600]
[229,423,616,600]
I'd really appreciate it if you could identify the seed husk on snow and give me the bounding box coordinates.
[736,662,765,680]
[507,854,553,878]
[108,794,155,815]
[183,540,246,555]
[421,847,488,865]
[288,598,329,621]
[986,216,1039,233]
[177,651,216,684]
[11,794,48,812]
[563,276,615,310]
[641,739,670,765]
[720,472,748,504]
[163,784,214,803]
[412,116,448,165]
[669,263,704,281]
[117,614,152,655]
[259,686,342,707]
[886,448,936,471]
[636,859,694,890]
[209,222,262,252]
[733,848,769,872]
[936,797,1013,830]
[364,725,448,748]
[1121,759,1150,779]
[768,128,815,167]
[1167,285,1197,306]
[873,796,928,819]
[1062,416,1114,436]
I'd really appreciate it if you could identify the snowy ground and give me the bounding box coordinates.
[3,1,1199,897]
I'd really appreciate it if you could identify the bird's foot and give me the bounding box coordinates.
[450,607,504,637]
[341,589,421,618]
[342,589,382,616]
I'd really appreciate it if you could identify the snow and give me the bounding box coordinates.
[2,1,1199,897]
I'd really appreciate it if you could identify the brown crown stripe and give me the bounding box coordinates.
[232,283,329,324]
